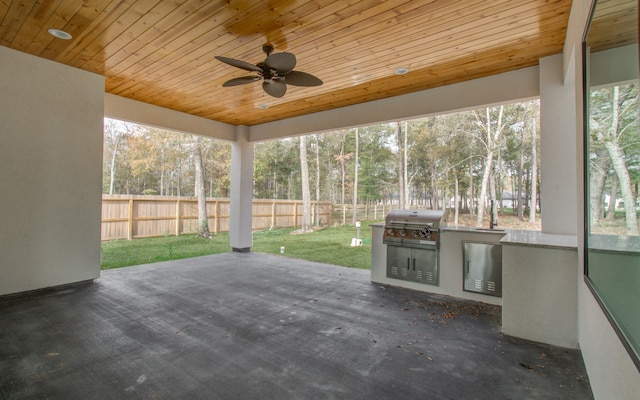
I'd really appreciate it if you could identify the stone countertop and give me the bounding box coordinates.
[500,230,578,250]
[442,226,508,234]
[374,224,582,250]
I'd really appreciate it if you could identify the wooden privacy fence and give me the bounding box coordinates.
[101,195,333,241]
[332,203,408,224]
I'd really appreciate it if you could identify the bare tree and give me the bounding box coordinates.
[474,105,507,227]
[335,130,351,206]
[300,135,312,233]
[600,86,638,234]
[104,119,136,195]
[351,127,359,224]
[517,118,526,221]
[193,135,211,238]
[314,134,321,227]
[403,120,409,207]
[606,173,618,221]
[396,121,405,208]
[590,148,611,226]
[453,170,460,224]
[529,105,538,223]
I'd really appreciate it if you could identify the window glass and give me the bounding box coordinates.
[584,0,640,368]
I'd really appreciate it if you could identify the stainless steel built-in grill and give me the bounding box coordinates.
[383,209,448,285]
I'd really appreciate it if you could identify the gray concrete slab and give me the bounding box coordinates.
[0,252,592,399]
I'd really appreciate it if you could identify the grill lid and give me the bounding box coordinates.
[385,209,448,228]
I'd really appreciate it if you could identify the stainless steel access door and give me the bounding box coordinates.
[387,244,439,285]
[463,242,502,297]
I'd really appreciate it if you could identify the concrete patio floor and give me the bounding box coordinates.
[0,252,593,399]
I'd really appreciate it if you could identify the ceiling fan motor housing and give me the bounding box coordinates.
[216,46,323,98]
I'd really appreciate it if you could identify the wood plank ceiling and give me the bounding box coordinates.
[0,0,576,126]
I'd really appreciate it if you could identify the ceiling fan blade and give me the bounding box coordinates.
[262,80,287,98]
[215,56,261,73]
[284,71,323,87]
[265,52,296,74]
[222,76,261,87]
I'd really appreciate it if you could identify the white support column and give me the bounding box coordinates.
[229,125,254,252]
[539,54,579,235]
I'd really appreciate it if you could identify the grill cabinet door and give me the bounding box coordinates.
[413,248,438,285]
[463,242,502,297]
[387,245,411,280]
[387,245,439,286]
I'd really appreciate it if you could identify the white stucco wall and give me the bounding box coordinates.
[539,54,579,235]
[501,243,578,348]
[0,46,104,296]
[565,1,640,399]
[249,66,539,142]
[229,125,254,251]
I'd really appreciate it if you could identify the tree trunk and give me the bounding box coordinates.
[590,149,610,226]
[193,135,211,238]
[314,134,321,227]
[339,130,347,206]
[477,147,494,226]
[430,163,438,209]
[352,128,359,224]
[603,86,638,235]
[490,169,499,226]
[475,106,505,227]
[529,111,538,223]
[396,121,405,208]
[160,147,165,196]
[496,152,504,214]
[606,173,618,221]
[176,161,182,197]
[109,134,120,195]
[300,135,312,233]
[468,142,474,216]
[403,120,409,207]
[605,140,638,234]
[454,172,459,224]
[517,124,525,220]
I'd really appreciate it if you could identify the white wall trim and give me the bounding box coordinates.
[248,65,540,142]
[104,93,236,141]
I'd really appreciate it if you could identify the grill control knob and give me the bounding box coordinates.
[399,229,407,237]
[385,228,395,236]
[411,230,419,238]
[419,227,431,238]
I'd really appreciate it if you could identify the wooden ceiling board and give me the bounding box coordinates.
[0,0,575,126]
[182,8,563,119]
[123,0,566,111]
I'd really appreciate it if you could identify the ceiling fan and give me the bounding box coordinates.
[215,44,323,98]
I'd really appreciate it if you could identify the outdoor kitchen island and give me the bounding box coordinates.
[371,221,580,349]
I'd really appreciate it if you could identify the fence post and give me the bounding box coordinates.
[342,204,346,225]
[127,198,134,240]
[271,201,276,228]
[293,202,298,227]
[175,199,181,236]
[329,203,333,226]
[214,200,219,234]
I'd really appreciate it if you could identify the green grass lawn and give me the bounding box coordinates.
[101,222,379,270]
